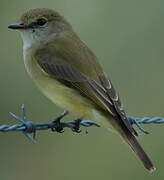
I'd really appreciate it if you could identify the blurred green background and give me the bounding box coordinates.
[0,0,164,179]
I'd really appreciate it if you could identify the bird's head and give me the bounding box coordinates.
[8,8,72,48]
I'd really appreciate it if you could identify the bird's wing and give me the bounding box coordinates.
[34,36,137,136]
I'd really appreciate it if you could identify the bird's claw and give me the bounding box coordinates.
[51,111,69,133]
[51,120,65,133]
[71,118,82,133]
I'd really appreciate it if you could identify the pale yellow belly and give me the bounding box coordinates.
[36,76,94,117]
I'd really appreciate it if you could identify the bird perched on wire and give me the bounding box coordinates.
[8,8,155,172]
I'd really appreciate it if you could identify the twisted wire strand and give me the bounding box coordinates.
[128,116,164,124]
[0,105,163,142]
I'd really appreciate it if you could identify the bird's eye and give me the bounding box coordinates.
[36,18,47,26]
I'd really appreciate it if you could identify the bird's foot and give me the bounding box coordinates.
[51,111,69,133]
[71,118,82,133]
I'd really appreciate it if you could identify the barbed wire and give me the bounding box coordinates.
[0,104,163,142]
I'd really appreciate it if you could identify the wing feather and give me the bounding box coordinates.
[35,37,137,135]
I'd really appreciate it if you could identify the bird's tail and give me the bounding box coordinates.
[120,127,156,172]
[93,110,155,172]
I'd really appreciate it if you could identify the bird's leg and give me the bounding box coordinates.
[71,118,82,133]
[51,111,69,133]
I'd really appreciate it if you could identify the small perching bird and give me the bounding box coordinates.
[8,8,155,172]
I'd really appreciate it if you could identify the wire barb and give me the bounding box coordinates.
[9,104,36,142]
[0,105,164,142]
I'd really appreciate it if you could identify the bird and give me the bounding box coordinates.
[8,8,155,172]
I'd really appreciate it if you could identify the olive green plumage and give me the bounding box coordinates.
[9,8,155,172]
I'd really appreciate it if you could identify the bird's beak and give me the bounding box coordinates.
[8,23,28,30]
